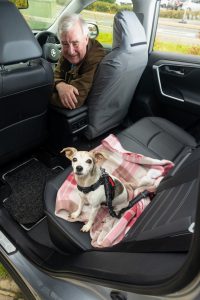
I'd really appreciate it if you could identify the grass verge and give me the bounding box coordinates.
[154,39,200,55]
[97,32,200,55]
[0,264,10,280]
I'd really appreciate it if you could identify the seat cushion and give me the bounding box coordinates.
[113,151,200,252]
[44,168,92,252]
[118,117,197,163]
[44,117,197,252]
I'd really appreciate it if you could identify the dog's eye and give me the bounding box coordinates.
[86,159,92,164]
[72,157,77,162]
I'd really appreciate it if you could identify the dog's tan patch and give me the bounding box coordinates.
[61,147,77,160]
[114,178,124,196]
[65,200,78,212]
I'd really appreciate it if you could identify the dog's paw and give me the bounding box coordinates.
[81,223,91,232]
[71,211,80,219]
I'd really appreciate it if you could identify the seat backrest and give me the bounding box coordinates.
[0,0,53,165]
[84,11,148,140]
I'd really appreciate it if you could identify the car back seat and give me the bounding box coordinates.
[117,117,197,164]
[112,151,200,252]
[44,117,198,252]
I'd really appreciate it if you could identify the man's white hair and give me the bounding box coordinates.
[57,13,89,40]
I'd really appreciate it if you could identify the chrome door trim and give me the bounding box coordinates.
[153,61,200,102]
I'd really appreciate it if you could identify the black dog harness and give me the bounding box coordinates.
[77,176,104,194]
[77,168,152,219]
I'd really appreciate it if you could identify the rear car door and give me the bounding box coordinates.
[131,2,200,139]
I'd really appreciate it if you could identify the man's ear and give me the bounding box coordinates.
[93,151,105,163]
[60,147,77,160]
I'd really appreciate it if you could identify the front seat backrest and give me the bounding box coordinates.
[84,11,148,140]
[0,0,53,165]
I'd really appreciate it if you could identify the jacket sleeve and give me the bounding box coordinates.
[54,56,66,83]
[70,46,105,108]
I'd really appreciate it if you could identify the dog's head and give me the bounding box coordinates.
[61,147,105,177]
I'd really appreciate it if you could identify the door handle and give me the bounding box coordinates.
[165,66,185,76]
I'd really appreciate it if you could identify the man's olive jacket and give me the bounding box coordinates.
[53,39,106,108]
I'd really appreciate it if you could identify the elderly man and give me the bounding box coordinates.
[51,13,106,110]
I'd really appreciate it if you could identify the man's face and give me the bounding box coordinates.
[60,22,89,65]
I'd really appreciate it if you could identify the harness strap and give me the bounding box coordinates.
[77,177,104,194]
[115,190,152,219]
[101,168,153,219]
[77,168,153,218]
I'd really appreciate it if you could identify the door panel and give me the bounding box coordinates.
[131,52,200,131]
[153,61,200,106]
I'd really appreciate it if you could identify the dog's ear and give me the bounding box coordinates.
[93,152,105,163]
[60,147,77,160]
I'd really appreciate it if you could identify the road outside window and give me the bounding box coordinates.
[154,3,200,55]
[81,1,133,47]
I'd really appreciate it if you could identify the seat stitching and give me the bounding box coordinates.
[146,131,161,148]
[150,118,193,146]
[149,118,190,161]
[0,110,47,132]
[120,131,163,159]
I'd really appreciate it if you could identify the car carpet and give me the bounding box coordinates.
[2,158,63,227]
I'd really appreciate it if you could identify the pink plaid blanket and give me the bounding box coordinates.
[55,134,174,248]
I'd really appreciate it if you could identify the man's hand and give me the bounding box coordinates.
[56,82,79,109]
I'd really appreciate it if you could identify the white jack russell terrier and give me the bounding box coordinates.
[61,147,129,232]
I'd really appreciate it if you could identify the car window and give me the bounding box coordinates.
[81,1,133,47]
[154,2,200,55]
[19,0,72,30]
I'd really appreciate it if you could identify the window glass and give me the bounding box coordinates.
[154,1,200,55]
[81,1,133,47]
[20,0,72,30]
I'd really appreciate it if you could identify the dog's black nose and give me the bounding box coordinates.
[76,166,83,172]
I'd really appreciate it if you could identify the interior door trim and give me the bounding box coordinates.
[153,61,200,103]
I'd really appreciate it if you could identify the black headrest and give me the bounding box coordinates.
[0,0,42,65]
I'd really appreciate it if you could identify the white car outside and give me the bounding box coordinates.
[115,0,133,5]
[160,0,170,7]
[182,0,200,11]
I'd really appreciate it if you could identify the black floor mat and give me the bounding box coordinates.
[2,158,62,226]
